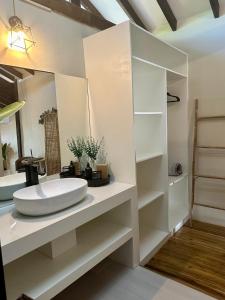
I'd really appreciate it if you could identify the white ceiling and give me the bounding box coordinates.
[89,0,225,59]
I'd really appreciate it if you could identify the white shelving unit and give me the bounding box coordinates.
[4,196,135,300]
[5,218,132,300]
[84,21,188,265]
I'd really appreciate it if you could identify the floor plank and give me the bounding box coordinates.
[146,221,225,299]
[187,220,225,238]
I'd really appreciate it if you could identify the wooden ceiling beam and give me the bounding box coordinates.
[71,0,81,6]
[1,65,23,79]
[0,68,16,82]
[25,68,35,75]
[117,0,148,31]
[209,0,220,18]
[31,0,114,30]
[156,0,177,31]
[81,0,104,19]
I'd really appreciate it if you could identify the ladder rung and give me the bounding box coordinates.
[194,203,225,211]
[197,115,225,121]
[194,174,225,180]
[196,145,225,149]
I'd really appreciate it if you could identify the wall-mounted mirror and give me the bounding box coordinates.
[0,64,90,208]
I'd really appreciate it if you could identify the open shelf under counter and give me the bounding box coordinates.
[0,181,135,265]
[138,191,164,210]
[136,152,163,163]
[5,219,133,300]
[139,226,169,265]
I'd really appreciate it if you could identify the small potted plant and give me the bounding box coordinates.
[83,136,103,171]
[67,137,84,176]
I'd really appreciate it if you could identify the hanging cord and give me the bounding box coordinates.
[12,0,16,16]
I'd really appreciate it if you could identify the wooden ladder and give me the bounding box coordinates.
[191,99,225,223]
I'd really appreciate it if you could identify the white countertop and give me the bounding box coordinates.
[0,181,135,265]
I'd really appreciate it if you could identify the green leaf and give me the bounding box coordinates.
[0,101,25,122]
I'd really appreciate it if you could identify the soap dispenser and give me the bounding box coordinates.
[69,161,75,176]
[85,163,92,180]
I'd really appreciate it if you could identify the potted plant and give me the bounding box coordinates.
[83,136,103,171]
[67,137,84,176]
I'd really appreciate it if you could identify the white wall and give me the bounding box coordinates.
[0,0,97,77]
[55,74,89,167]
[189,49,225,225]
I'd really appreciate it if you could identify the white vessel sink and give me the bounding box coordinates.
[0,173,46,201]
[13,178,88,216]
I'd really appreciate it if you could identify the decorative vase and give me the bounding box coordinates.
[90,159,96,171]
[96,163,109,179]
[74,161,81,176]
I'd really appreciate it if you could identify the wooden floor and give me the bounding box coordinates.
[146,220,225,299]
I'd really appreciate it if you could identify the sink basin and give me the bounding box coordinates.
[13,178,88,216]
[0,173,46,201]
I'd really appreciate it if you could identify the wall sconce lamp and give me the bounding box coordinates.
[8,15,35,52]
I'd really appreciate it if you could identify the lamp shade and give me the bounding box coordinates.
[0,101,25,122]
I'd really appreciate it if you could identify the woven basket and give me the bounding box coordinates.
[43,112,61,175]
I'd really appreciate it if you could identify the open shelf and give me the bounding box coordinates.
[132,57,166,113]
[137,158,165,203]
[136,152,163,163]
[167,69,187,82]
[134,114,164,160]
[138,189,168,264]
[5,219,132,300]
[138,191,164,210]
[131,22,187,76]
[139,226,169,265]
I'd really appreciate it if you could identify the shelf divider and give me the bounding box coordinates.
[136,153,163,163]
[138,191,164,210]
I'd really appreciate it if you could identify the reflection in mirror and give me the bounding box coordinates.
[0,64,89,208]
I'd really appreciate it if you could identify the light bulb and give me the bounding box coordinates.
[8,30,26,52]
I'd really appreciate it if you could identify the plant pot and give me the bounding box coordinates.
[96,163,109,179]
[74,161,81,176]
